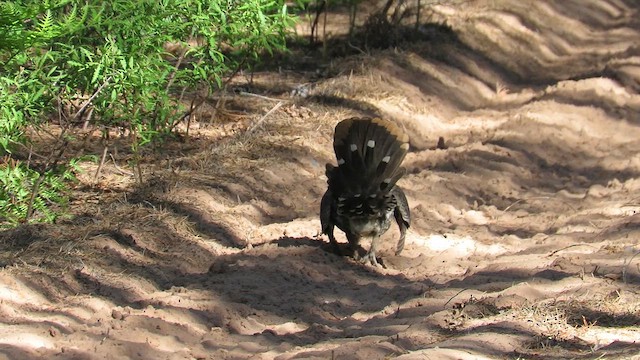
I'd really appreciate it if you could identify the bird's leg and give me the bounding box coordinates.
[346,232,361,259]
[361,235,382,267]
[395,220,408,256]
[326,228,342,255]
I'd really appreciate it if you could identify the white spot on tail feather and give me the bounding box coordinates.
[367,140,375,148]
[382,156,391,163]
[350,144,357,151]
[338,158,345,165]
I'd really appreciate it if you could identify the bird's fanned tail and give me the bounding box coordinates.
[321,117,412,266]
[329,117,409,197]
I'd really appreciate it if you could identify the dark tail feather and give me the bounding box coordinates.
[330,117,409,196]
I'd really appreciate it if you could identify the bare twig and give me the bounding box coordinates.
[109,154,134,176]
[547,244,598,257]
[25,175,46,221]
[94,146,109,181]
[623,248,640,283]
[46,76,109,192]
[171,59,246,134]
[246,102,284,134]
[347,41,367,55]
[81,107,94,130]
[165,32,194,93]
[135,161,143,184]
[503,199,523,212]
[415,0,421,30]
[11,142,46,162]
[238,91,287,102]
[25,137,69,220]
[73,77,111,123]
[310,0,327,44]
[443,288,472,309]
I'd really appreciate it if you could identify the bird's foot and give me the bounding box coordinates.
[359,251,382,267]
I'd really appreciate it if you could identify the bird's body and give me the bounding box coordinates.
[320,117,411,266]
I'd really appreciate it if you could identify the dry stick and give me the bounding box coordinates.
[74,77,111,123]
[169,95,203,134]
[135,161,143,184]
[310,0,326,44]
[622,249,640,284]
[176,70,202,137]
[182,59,256,135]
[81,107,94,130]
[381,0,396,17]
[547,244,598,257]
[129,126,144,184]
[247,102,284,135]
[165,37,190,93]
[415,0,421,30]
[185,88,201,138]
[207,89,227,134]
[322,0,328,59]
[348,1,356,37]
[503,199,523,212]
[94,146,109,181]
[238,91,286,102]
[109,154,134,176]
[162,33,195,135]
[24,106,73,221]
[443,288,472,309]
[172,87,204,135]
[12,142,46,162]
[170,59,245,134]
[347,41,367,55]
[25,139,69,220]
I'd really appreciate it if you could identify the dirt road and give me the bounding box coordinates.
[1,0,640,359]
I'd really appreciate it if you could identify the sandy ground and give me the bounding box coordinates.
[2,0,640,359]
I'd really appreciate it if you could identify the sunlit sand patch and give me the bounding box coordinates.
[582,204,640,218]
[409,233,507,257]
[396,346,505,360]
[0,332,55,350]
[0,278,48,306]
[377,97,510,133]
[266,320,309,335]
[579,327,640,350]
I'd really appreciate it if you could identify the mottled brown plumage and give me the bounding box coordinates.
[320,117,411,266]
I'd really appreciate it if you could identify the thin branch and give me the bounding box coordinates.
[443,288,472,309]
[623,249,640,284]
[547,244,598,257]
[72,76,111,123]
[25,138,69,220]
[94,146,109,181]
[109,154,134,177]
[503,199,523,212]
[170,88,207,133]
[171,58,247,135]
[310,0,327,44]
[246,102,284,134]
[10,141,47,161]
[239,91,287,102]
[165,32,194,93]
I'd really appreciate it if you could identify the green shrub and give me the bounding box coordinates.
[0,0,300,227]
